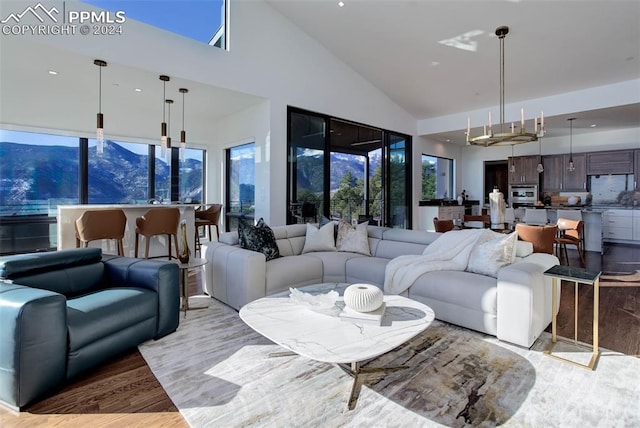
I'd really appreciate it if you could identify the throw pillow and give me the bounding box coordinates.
[336,220,371,256]
[238,217,280,261]
[466,230,518,278]
[302,222,336,253]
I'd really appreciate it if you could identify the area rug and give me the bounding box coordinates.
[139,296,640,427]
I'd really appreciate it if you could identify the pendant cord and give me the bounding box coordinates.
[499,33,505,133]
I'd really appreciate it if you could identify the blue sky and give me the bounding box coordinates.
[82,0,224,44]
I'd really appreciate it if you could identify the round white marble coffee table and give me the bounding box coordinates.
[239,283,435,409]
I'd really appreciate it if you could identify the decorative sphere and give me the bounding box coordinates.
[343,283,384,312]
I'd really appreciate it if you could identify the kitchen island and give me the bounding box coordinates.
[58,204,196,258]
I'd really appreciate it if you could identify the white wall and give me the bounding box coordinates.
[1,0,418,226]
[213,100,271,229]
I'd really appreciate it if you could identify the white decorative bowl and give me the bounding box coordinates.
[567,196,580,206]
[343,283,384,313]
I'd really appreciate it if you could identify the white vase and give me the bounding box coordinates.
[343,283,384,312]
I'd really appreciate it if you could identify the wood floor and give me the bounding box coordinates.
[2,243,639,426]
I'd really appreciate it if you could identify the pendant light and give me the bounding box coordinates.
[94,59,107,155]
[165,99,173,159]
[536,128,544,173]
[509,144,516,173]
[159,75,170,157]
[567,118,576,172]
[179,88,188,162]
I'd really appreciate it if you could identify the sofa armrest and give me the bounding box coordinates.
[102,257,179,339]
[496,253,559,348]
[0,283,67,409]
[202,242,266,310]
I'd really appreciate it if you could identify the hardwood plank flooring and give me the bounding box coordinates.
[2,244,638,426]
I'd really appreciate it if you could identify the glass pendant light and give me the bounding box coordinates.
[536,131,544,173]
[567,118,576,172]
[509,144,516,173]
[159,75,170,157]
[165,99,173,160]
[94,59,107,155]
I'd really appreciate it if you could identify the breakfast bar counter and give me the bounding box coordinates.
[58,204,196,258]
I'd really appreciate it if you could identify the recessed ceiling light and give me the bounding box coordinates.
[431,61,440,67]
[590,124,597,128]
[338,1,345,7]
[135,88,142,92]
[48,70,58,75]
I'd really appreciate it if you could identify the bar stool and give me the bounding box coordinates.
[134,207,180,259]
[75,209,127,256]
[195,204,222,241]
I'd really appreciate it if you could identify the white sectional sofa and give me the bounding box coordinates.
[202,224,559,348]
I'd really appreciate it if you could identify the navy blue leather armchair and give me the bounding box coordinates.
[0,248,180,409]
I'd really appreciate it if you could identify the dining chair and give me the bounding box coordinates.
[515,223,558,254]
[555,218,586,267]
[75,209,127,256]
[524,208,548,225]
[463,214,491,229]
[433,217,454,233]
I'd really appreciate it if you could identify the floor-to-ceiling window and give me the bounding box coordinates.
[225,142,255,231]
[422,154,455,200]
[0,128,205,255]
[287,107,411,228]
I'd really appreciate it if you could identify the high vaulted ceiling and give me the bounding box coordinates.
[268,0,640,143]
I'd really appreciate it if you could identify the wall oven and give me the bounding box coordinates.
[508,185,538,207]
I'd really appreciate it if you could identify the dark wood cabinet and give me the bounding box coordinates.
[542,153,586,192]
[563,152,587,191]
[508,155,540,185]
[587,150,634,175]
[541,155,563,191]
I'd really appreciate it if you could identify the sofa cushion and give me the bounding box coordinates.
[66,288,158,352]
[466,231,518,278]
[239,218,280,261]
[305,251,364,283]
[265,255,323,295]
[336,220,370,255]
[345,256,389,286]
[302,223,336,254]
[409,270,497,315]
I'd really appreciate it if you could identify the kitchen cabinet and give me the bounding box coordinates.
[587,150,634,175]
[542,153,586,192]
[602,209,633,241]
[634,211,640,241]
[508,155,540,185]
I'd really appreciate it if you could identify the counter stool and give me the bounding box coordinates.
[195,204,222,256]
[75,209,127,256]
[135,207,180,259]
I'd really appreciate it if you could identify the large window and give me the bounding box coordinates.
[422,154,454,200]
[83,0,230,49]
[287,107,411,228]
[0,129,205,254]
[0,130,78,253]
[226,142,255,231]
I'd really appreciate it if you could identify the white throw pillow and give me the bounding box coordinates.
[466,230,518,278]
[336,220,371,256]
[301,222,336,253]
[515,240,534,258]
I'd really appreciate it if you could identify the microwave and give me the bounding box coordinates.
[508,185,538,205]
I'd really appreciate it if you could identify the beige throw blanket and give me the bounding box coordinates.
[384,228,487,295]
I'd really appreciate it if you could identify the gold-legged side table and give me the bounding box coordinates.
[543,265,601,370]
